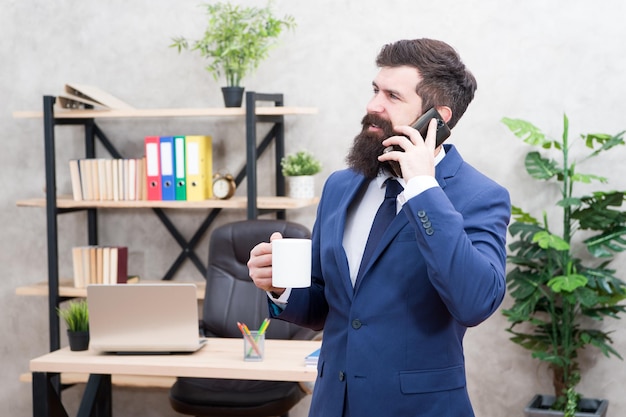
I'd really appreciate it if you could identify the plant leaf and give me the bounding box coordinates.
[501,118,551,147]
[547,274,588,292]
[584,227,626,257]
[584,131,626,157]
[557,197,582,209]
[525,151,559,180]
[511,206,539,224]
[532,231,570,250]
[570,173,607,184]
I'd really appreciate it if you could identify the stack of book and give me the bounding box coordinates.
[69,158,146,201]
[144,135,213,201]
[305,348,320,368]
[56,83,134,110]
[71,246,128,288]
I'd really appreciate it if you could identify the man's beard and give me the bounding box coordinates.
[346,113,396,179]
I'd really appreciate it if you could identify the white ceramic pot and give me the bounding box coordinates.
[286,175,315,199]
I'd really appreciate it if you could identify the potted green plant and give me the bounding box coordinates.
[502,115,626,417]
[57,299,90,351]
[281,150,321,199]
[170,1,296,107]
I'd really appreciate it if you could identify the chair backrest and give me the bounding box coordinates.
[202,219,318,341]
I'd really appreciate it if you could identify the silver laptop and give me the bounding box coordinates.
[87,283,206,353]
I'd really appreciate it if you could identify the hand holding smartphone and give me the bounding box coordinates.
[384,107,450,177]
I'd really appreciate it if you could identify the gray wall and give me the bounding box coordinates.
[3,0,626,416]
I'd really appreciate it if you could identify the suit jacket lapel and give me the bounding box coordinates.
[353,145,463,295]
[333,174,369,298]
[435,144,463,189]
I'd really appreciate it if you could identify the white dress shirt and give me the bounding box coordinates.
[270,148,446,302]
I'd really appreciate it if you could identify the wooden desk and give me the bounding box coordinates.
[31,338,321,417]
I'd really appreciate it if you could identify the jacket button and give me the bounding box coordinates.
[426,228,434,236]
[339,371,345,381]
[352,319,362,329]
[422,221,432,229]
[417,210,427,218]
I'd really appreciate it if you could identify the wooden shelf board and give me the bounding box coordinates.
[20,372,174,389]
[16,280,206,300]
[13,106,318,119]
[16,195,319,210]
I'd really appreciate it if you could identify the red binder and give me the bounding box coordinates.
[144,136,162,200]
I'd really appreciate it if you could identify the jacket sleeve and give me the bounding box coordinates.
[404,182,510,327]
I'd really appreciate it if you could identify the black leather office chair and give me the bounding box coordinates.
[169,220,320,417]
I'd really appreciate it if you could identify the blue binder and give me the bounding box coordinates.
[159,136,176,200]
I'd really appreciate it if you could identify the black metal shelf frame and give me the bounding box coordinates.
[42,92,288,354]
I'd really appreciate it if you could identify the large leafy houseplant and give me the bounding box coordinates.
[171,1,295,88]
[502,115,626,415]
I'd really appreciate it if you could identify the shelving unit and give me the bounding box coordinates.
[14,92,318,358]
[15,280,207,300]
[16,195,318,210]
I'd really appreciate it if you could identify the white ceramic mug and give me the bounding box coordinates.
[272,238,312,288]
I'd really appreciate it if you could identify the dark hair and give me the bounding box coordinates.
[375,39,477,129]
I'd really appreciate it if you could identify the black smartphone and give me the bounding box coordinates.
[384,108,451,177]
[411,107,451,147]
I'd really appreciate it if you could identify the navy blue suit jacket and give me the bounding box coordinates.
[273,145,510,416]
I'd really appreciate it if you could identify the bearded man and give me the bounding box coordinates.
[248,38,511,417]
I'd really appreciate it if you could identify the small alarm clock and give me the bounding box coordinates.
[212,172,236,200]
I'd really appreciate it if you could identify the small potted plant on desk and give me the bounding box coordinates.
[501,115,626,417]
[58,299,90,351]
[170,1,296,107]
[281,150,322,199]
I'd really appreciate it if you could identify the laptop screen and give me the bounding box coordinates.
[86,283,204,353]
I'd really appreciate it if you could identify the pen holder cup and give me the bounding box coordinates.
[243,331,265,362]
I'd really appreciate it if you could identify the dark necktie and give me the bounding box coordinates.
[356,178,403,280]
